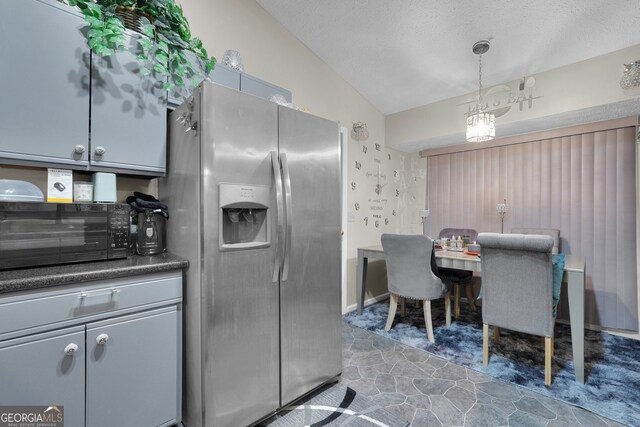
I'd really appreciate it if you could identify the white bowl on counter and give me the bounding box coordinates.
[0,179,44,202]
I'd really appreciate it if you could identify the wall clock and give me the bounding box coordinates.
[350,139,398,229]
[365,143,390,229]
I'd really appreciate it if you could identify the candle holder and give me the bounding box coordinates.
[496,199,509,233]
[419,209,429,235]
[419,209,430,224]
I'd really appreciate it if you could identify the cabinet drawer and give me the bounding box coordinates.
[0,272,182,337]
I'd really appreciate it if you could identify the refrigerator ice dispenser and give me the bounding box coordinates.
[219,183,270,250]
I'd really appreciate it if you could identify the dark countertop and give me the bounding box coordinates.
[0,253,189,295]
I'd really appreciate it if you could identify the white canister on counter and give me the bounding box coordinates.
[73,182,93,202]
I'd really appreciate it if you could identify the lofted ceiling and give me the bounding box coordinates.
[256,1,640,116]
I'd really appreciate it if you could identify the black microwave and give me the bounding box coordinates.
[0,202,130,270]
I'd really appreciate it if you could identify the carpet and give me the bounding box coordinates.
[344,301,640,427]
[263,384,409,427]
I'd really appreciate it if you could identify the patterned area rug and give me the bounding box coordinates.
[263,384,409,427]
[344,301,640,426]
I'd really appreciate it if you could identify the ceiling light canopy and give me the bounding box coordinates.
[351,122,370,141]
[620,60,640,90]
[466,40,495,143]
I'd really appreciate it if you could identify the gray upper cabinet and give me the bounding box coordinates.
[1,0,290,175]
[0,0,167,176]
[240,73,292,103]
[214,64,242,92]
[167,52,292,109]
[90,34,167,175]
[0,0,90,168]
[168,54,240,108]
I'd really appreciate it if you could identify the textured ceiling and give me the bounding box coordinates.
[256,0,640,115]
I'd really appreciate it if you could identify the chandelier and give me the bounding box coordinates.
[466,40,495,142]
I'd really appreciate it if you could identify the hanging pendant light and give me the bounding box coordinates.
[466,40,495,142]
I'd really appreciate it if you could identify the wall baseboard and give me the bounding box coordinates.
[343,292,389,314]
[555,317,640,339]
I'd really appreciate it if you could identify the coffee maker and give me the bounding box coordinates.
[136,209,166,255]
[126,192,168,256]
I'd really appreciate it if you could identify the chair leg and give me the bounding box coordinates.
[544,336,553,386]
[551,335,554,357]
[493,326,500,343]
[423,300,434,343]
[444,292,451,326]
[483,323,489,366]
[400,297,406,317]
[539,335,555,357]
[465,285,477,311]
[454,284,461,319]
[385,294,398,331]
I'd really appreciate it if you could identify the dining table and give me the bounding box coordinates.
[355,245,587,384]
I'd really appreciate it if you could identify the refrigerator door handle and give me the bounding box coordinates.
[271,151,284,283]
[280,152,293,282]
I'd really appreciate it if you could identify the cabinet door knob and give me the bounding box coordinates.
[64,343,79,355]
[96,334,109,345]
[74,144,86,154]
[94,146,106,156]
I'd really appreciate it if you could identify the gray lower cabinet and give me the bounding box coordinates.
[86,307,179,427]
[0,326,86,426]
[0,271,182,427]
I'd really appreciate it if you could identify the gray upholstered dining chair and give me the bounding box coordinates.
[477,232,556,386]
[381,234,451,343]
[438,228,478,319]
[511,228,561,254]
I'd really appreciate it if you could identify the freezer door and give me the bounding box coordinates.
[199,83,281,427]
[278,107,342,405]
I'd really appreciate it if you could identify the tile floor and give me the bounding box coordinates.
[340,321,626,427]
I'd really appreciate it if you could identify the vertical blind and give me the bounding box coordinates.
[426,126,637,331]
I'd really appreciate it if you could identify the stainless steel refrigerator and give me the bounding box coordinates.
[160,81,342,427]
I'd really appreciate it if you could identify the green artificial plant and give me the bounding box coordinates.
[59,0,216,91]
